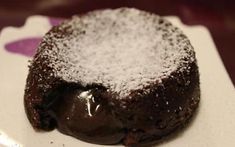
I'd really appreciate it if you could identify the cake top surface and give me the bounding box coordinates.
[35,8,195,97]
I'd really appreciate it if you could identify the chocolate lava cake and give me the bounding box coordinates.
[24,8,200,146]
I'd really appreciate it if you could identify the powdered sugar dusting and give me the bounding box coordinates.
[35,8,195,97]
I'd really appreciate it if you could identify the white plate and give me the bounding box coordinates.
[0,15,235,147]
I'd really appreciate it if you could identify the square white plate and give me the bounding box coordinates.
[0,15,235,147]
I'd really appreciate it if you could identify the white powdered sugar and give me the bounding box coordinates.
[37,8,195,97]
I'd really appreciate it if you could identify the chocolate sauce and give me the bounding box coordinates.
[49,86,124,144]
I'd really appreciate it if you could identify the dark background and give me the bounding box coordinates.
[1,0,234,86]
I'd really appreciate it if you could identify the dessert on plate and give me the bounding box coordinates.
[24,8,200,146]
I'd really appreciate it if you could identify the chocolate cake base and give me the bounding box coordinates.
[24,8,200,146]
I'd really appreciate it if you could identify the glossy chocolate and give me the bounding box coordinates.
[50,85,124,144]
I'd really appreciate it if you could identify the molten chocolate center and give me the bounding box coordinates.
[49,85,125,144]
